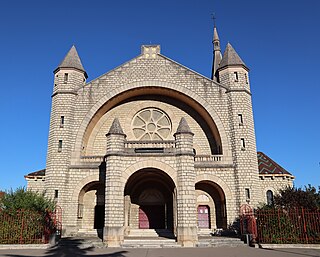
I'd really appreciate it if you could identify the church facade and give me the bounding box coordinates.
[25,27,294,246]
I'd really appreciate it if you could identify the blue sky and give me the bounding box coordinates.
[0,0,319,191]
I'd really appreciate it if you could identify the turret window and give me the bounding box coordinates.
[245,73,248,84]
[238,114,243,126]
[58,140,63,152]
[60,116,65,128]
[54,190,59,199]
[234,72,238,82]
[64,73,68,83]
[241,138,246,149]
[245,188,251,202]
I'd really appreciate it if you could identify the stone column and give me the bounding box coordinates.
[174,117,198,247]
[103,118,126,247]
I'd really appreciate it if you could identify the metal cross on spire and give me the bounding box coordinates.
[211,13,216,27]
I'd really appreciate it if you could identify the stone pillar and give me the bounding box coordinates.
[174,117,197,247]
[103,118,126,247]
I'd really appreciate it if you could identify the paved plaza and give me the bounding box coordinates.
[0,246,320,257]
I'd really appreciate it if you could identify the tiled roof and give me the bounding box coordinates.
[25,169,46,178]
[258,152,292,176]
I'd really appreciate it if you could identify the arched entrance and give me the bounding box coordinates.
[78,181,105,232]
[124,168,176,233]
[195,181,227,230]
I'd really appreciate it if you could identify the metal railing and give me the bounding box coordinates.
[256,208,320,244]
[0,207,62,244]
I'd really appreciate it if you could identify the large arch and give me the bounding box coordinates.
[195,180,227,229]
[195,174,233,230]
[124,168,176,235]
[121,160,177,187]
[71,80,231,163]
[77,180,105,232]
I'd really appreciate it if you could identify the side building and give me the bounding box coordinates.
[25,26,294,246]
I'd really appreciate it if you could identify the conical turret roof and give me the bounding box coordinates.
[55,45,87,77]
[218,43,248,70]
[107,118,125,135]
[175,117,193,134]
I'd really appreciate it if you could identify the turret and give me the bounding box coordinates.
[217,42,259,207]
[217,43,250,92]
[45,45,87,203]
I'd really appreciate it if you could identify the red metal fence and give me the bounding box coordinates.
[0,207,62,244]
[255,208,320,244]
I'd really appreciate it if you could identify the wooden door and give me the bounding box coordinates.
[198,205,210,228]
[139,205,165,229]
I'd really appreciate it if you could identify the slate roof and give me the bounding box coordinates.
[258,152,293,176]
[24,169,46,178]
[55,45,88,77]
[218,43,248,70]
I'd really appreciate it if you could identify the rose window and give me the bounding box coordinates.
[132,108,172,140]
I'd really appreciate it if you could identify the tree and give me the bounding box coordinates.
[273,185,320,210]
[0,187,55,214]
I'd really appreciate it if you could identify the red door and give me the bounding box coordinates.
[139,207,149,229]
[139,205,165,229]
[198,205,210,228]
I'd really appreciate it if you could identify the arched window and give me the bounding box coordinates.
[266,190,274,205]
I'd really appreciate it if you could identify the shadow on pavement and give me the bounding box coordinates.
[3,238,128,257]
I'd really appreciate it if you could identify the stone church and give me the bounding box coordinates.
[25,26,294,246]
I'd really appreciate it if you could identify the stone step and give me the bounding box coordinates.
[127,229,175,238]
[122,238,180,248]
[197,236,245,247]
[76,228,103,238]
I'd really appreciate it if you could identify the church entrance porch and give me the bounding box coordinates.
[195,181,227,234]
[77,181,105,237]
[124,168,175,237]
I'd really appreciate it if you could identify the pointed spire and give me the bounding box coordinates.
[55,45,88,78]
[218,43,248,71]
[175,117,193,134]
[211,25,222,80]
[107,118,125,136]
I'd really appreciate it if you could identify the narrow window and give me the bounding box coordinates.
[241,138,246,149]
[245,73,248,84]
[266,190,274,205]
[64,73,68,83]
[60,116,65,128]
[238,114,243,126]
[58,140,63,152]
[245,188,250,201]
[234,72,238,82]
[54,190,59,199]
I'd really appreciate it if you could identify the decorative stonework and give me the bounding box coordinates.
[132,108,172,140]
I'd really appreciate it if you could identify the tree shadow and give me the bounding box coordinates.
[3,238,128,257]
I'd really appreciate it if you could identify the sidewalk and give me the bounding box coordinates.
[0,246,319,257]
